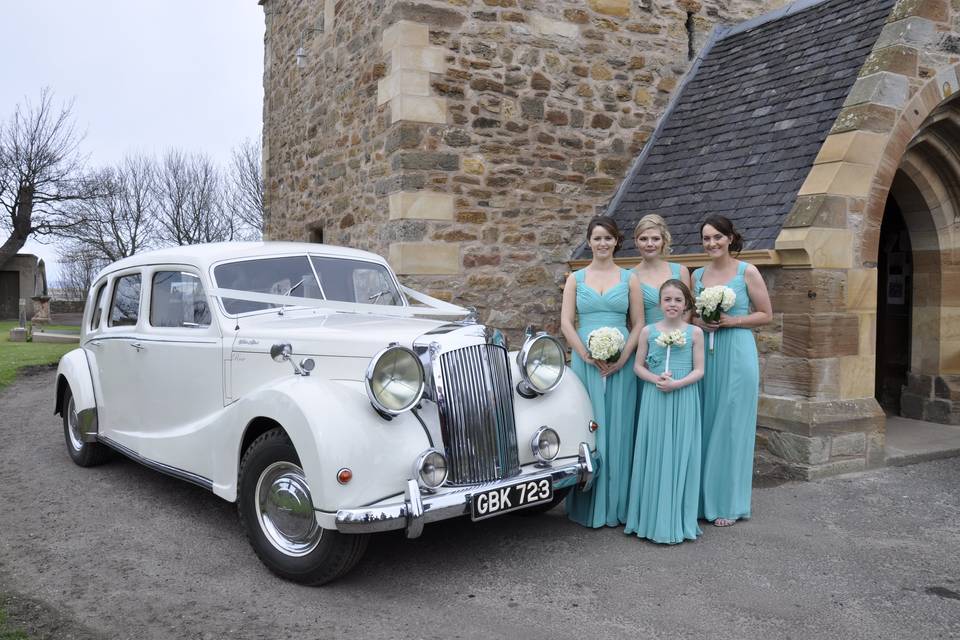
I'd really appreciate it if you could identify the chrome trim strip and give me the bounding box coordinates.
[334,446,599,536]
[97,435,214,492]
[77,408,99,443]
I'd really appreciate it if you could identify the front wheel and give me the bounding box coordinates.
[237,427,368,585]
[62,387,111,467]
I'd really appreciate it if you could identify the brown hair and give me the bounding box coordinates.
[700,215,744,255]
[660,278,695,311]
[634,213,672,255]
[586,216,623,253]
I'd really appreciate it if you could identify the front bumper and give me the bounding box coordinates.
[334,442,599,538]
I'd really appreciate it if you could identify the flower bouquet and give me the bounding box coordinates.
[654,329,686,373]
[587,327,625,388]
[695,285,736,351]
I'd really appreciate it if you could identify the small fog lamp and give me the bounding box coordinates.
[531,426,560,463]
[415,449,448,489]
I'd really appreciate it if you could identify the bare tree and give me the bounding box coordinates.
[54,242,106,301]
[60,154,157,262]
[228,138,264,238]
[0,89,93,268]
[154,150,237,245]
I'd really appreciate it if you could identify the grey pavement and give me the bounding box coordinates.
[1,369,958,640]
[886,415,960,467]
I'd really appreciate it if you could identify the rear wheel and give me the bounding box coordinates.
[62,387,111,467]
[237,427,368,585]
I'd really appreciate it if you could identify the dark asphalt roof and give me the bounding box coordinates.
[583,0,896,258]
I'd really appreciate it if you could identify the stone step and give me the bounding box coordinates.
[883,416,960,467]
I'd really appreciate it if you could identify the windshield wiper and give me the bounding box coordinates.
[368,289,393,304]
[278,278,305,316]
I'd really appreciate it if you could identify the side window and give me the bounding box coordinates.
[89,282,106,330]
[150,271,211,328]
[108,274,141,327]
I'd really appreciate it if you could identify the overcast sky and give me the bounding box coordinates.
[1,0,266,281]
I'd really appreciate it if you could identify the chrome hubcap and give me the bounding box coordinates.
[66,396,83,452]
[255,461,322,556]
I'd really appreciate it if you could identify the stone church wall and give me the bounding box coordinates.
[260,0,785,337]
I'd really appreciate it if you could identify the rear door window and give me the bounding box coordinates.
[108,274,141,327]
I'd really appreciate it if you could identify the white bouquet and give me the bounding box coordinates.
[695,285,736,351]
[654,329,687,373]
[587,327,625,363]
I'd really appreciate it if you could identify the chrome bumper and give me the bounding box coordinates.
[335,442,599,538]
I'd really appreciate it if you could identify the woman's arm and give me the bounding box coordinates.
[716,264,772,329]
[679,264,693,322]
[560,273,599,368]
[607,272,646,376]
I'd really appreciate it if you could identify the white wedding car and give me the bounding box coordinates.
[54,242,598,584]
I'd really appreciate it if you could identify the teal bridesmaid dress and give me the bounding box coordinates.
[693,261,759,522]
[639,262,683,325]
[566,268,638,527]
[624,325,702,544]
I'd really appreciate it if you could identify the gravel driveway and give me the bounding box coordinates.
[1,368,959,640]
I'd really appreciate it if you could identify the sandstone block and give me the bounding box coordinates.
[391,151,459,171]
[782,314,860,359]
[782,195,849,229]
[806,458,866,480]
[876,17,937,49]
[831,432,866,457]
[844,72,910,109]
[587,0,631,18]
[888,0,949,23]
[846,268,878,312]
[390,95,447,125]
[391,46,447,74]
[529,13,580,39]
[831,103,899,134]
[775,227,854,269]
[382,20,429,53]
[389,242,460,275]
[388,191,455,221]
[377,70,431,106]
[814,131,891,166]
[798,162,876,198]
[766,430,830,465]
[761,354,839,400]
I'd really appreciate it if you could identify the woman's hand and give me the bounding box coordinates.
[695,316,719,333]
[655,372,675,392]
[600,357,626,378]
[714,313,743,329]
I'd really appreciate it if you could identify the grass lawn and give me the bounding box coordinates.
[0,605,28,640]
[0,321,77,389]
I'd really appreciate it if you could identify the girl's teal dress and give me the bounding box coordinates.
[693,261,759,522]
[624,325,702,544]
[637,262,683,325]
[566,268,638,527]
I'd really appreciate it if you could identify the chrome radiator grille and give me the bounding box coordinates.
[436,344,520,485]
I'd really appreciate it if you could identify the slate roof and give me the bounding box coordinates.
[585,0,896,258]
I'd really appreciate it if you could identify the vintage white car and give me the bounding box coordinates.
[54,242,598,584]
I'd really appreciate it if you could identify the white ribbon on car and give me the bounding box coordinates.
[208,285,471,319]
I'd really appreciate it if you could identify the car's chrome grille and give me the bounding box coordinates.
[436,344,520,485]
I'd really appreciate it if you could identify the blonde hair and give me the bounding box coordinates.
[634,214,672,255]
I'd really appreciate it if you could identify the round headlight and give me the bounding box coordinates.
[365,345,425,415]
[416,449,448,489]
[531,426,561,463]
[517,333,565,394]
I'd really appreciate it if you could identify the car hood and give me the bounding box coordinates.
[229,310,454,358]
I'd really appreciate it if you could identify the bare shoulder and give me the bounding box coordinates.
[690,325,704,339]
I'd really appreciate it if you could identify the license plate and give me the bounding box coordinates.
[470,477,553,521]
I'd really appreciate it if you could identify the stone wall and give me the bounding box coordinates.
[261,0,784,340]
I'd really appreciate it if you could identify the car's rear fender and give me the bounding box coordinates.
[55,348,99,442]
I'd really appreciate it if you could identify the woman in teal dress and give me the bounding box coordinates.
[692,215,772,527]
[629,214,691,327]
[625,280,705,544]
[561,216,640,527]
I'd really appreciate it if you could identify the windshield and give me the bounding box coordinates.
[213,254,403,314]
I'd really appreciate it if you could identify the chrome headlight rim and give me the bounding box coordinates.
[531,426,561,463]
[364,345,426,416]
[414,448,448,490]
[517,332,566,394]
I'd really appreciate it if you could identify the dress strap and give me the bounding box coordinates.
[574,268,586,283]
[692,267,704,284]
[670,262,681,279]
[620,267,631,284]
[737,261,747,277]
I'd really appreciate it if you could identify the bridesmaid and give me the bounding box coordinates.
[625,280,705,544]
[630,214,691,327]
[692,215,772,527]
[561,216,640,527]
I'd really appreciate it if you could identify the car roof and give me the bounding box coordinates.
[94,242,389,280]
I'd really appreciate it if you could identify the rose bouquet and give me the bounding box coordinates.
[587,327,625,389]
[654,329,686,373]
[695,285,736,351]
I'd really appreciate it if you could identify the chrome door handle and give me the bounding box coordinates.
[130,342,145,352]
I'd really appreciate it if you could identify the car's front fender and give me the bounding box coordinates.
[212,376,431,511]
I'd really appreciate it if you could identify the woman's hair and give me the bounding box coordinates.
[586,216,624,253]
[633,213,672,255]
[700,215,743,255]
[660,278,695,311]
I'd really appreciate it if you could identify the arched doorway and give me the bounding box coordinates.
[875,96,959,423]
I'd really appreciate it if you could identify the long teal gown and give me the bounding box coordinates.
[638,262,683,325]
[693,261,759,522]
[566,268,638,527]
[624,325,702,544]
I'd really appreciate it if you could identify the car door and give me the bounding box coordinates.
[136,267,223,481]
[89,271,145,453]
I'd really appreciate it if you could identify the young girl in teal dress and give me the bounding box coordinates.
[561,216,639,527]
[693,215,772,527]
[624,280,705,544]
